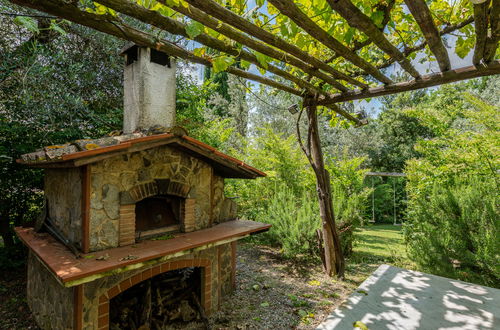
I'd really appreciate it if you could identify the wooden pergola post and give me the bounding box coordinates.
[299,97,345,278]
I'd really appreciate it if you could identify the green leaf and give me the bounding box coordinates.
[50,21,67,35]
[193,47,206,57]
[240,60,251,70]
[254,51,269,70]
[185,21,204,39]
[212,55,235,73]
[455,36,471,59]
[344,27,356,44]
[13,16,39,34]
[370,11,384,28]
[256,0,265,8]
[260,302,269,307]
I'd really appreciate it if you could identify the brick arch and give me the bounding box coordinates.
[119,179,191,205]
[96,258,211,330]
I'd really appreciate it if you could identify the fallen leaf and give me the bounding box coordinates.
[96,254,109,261]
[119,255,138,261]
[353,320,369,329]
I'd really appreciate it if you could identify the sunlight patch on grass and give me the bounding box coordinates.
[350,224,414,269]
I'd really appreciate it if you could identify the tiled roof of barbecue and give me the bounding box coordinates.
[18,126,265,179]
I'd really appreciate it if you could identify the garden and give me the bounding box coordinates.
[0,0,499,329]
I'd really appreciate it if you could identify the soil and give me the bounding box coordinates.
[0,242,379,329]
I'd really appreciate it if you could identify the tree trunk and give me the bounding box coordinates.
[303,100,345,278]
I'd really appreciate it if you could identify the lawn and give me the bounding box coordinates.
[355,224,407,258]
[346,223,414,273]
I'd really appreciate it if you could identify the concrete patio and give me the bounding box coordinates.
[317,264,499,330]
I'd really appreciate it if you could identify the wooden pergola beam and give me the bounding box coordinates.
[325,0,396,64]
[326,0,420,79]
[349,18,475,77]
[484,0,499,62]
[10,0,304,98]
[472,0,491,65]
[404,0,451,72]
[93,0,327,95]
[268,0,393,84]
[325,104,367,127]
[317,60,500,104]
[152,0,352,92]
[182,0,368,89]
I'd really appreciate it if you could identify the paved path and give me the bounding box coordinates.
[317,264,499,329]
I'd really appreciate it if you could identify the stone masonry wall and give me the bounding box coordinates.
[88,145,224,251]
[27,252,75,329]
[81,243,234,329]
[44,168,82,247]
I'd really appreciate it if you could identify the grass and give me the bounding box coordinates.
[349,223,414,270]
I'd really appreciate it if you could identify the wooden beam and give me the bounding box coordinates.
[325,0,396,64]
[326,0,420,79]
[317,60,500,104]
[484,0,500,62]
[349,18,475,77]
[325,104,367,127]
[10,0,304,97]
[73,285,83,330]
[181,0,368,88]
[96,0,348,92]
[472,0,491,64]
[365,172,406,177]
[268,0,393,84]
[404,0,451,72]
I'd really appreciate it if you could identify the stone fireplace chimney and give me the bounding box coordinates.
[121,44,176,133]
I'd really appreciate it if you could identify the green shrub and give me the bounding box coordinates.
[255,184,320,258]
[405,179,499,287]
[328,156,371,256]
[404,94,499,287]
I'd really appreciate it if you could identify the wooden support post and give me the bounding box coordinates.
[73,285,83,330]
[297,97,345,278]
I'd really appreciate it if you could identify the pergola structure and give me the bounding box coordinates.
[10,0,500,277]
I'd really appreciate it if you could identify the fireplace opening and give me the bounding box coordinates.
[135,195,182,239]
[110,267,204,329]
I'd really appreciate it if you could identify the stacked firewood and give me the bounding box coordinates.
[110,268,205,330]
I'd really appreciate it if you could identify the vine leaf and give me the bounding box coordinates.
[212,55,235,73]
[185,21,204,39]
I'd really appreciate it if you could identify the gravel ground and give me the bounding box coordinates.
[0,242,378,330]
[208,242,378,329]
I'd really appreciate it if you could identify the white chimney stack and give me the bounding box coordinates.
[121,44,176,133]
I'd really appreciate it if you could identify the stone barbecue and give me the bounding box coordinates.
[15,45,270,330]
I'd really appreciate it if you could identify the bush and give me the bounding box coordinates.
[328,156,371,256]
[230,129,371,259]
[405,178,499,287]
[404,93,499,287]
[255,184,320,258]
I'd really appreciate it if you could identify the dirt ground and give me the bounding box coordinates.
[0,241,380,330]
